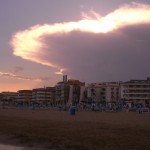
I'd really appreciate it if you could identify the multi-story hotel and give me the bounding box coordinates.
[67,79,85,105]
[32,87,55,105]
[17,90,32,103]
[121,78,150,104]
[0,92,18,101]
[0,92,18,106]
[55,76,70,106]
[0,93,2,100]
[55,75,85,106]
[87,82,120,103]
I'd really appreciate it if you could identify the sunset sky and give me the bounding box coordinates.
[1,0,150,92]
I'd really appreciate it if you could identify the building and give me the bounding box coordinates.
[67,79,85,105]
[0,93,2,100]
[87,82,120,103]
[55,78,70,106]
[32,87,55,105]
[1,92,18,101]
[0,92,18,105]
[17,90,32,104]
[121,78,150,104]
[55,75,85,106]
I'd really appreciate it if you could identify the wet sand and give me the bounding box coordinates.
[0,144,24,150]
[0,109,150,150]
[0,143,47,150]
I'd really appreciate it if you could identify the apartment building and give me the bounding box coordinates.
[1,92,18,101]
[0,92,18,106]
[55,75,85,106]
[67,79,85,105]
[55,81,69,106]
[17,90,32,103]
[0,93,2,100]
[87,82,120,103]
[32,87,55,105]
[121,78,150,104]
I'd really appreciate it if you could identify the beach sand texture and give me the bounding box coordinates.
[0,109,150,150]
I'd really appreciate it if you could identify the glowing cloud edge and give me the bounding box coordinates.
[10,2,150,75]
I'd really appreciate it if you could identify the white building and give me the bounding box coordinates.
[121,78,150,104]
[87,82,120,103]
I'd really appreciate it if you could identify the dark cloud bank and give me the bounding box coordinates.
[42,23,150,83]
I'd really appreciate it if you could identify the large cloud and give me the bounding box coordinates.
[11,2,150,82]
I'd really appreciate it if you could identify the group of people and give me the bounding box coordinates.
[0,99,149,113]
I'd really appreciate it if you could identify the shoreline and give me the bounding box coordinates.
[0,135,49,150]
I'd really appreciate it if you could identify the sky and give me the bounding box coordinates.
[0,0,150,92]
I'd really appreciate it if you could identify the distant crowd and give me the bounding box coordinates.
[0,100,149,113]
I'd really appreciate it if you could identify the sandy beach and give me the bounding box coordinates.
[0,109,150,150]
